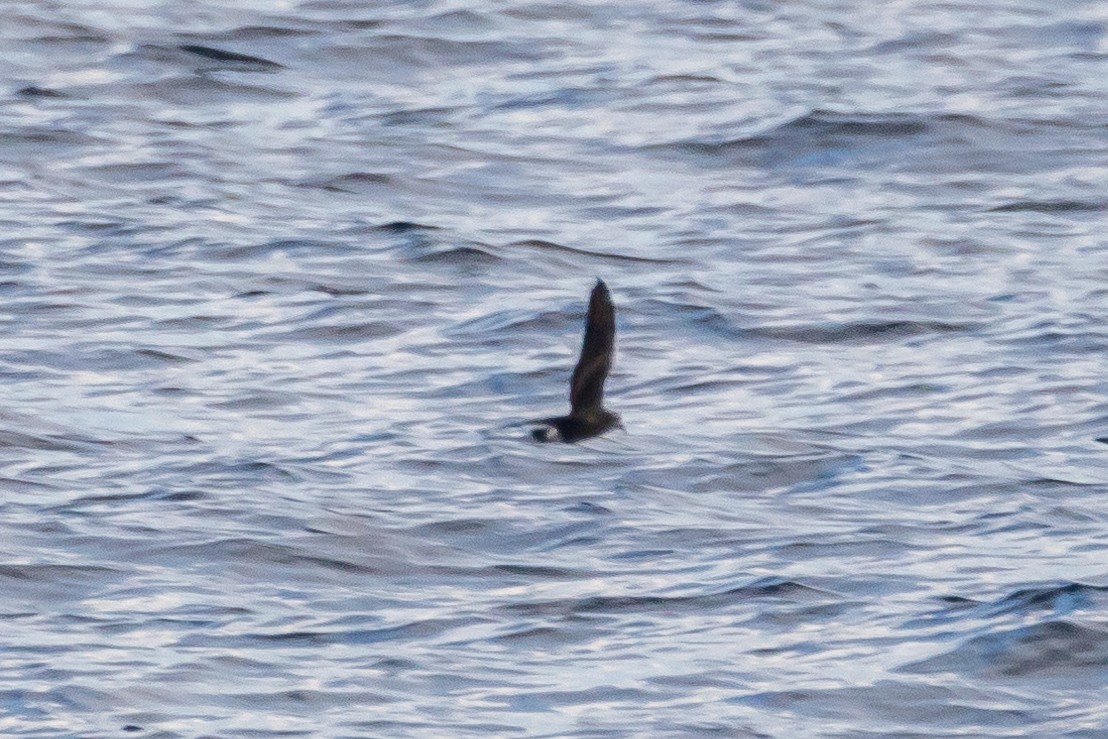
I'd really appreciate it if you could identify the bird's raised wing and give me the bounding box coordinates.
[569,279,615,415]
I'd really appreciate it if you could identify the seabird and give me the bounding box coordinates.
[532,279,621,443]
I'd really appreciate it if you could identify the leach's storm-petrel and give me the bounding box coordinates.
[532,279,621,443]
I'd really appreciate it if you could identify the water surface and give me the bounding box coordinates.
[2,1,1108,736]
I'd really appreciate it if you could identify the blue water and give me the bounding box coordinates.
[3,1,1108,736]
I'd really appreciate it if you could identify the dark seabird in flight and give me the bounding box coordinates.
[532,279,621,443]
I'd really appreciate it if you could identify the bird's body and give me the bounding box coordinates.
[532,279,621,443]
[532,409,621,443]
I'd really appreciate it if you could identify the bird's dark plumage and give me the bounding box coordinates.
[532,280,621,443]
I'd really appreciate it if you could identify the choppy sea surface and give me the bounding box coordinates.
[3,1,1108,736]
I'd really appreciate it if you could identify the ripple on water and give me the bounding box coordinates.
[3,0,1108,736]
[903,620,1108,683]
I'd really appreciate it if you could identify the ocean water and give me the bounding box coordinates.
[2,1,1108,736]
